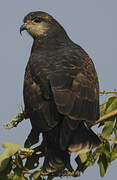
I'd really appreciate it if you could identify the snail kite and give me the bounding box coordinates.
[20,11,101,174]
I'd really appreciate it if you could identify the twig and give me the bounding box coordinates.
[100,91,117,95]
[95,109,117,125]
[3,110,27,129]
[23,170,32,175]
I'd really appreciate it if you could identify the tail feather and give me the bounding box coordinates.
[59,117,101,153]
[68,122,101,154]
[41,117,101,174]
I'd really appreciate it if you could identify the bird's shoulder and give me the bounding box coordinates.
[25,42,99,95]
[28,42,94,73]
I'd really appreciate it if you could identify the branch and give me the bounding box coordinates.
[3,110,27,129]
[100,91,117,95]
[95,109,117,125]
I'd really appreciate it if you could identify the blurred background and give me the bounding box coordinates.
[0,0,117,179]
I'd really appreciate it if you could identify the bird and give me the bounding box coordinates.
[20,11,101,174]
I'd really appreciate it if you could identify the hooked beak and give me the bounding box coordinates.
[20,24,27,35]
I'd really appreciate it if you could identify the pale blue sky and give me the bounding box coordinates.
[0,0,117,179]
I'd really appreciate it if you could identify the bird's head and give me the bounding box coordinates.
[20,11,66,39]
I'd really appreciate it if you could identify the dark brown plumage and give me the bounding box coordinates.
[20,11,101,174]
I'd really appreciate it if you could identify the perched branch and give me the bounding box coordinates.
[95,109,117,125]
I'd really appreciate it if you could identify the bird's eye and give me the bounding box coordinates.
[32,17,44,23]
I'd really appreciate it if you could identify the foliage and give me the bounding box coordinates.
[1,95,117,179]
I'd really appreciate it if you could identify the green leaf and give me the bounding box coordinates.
[0,161,12,179]
[105,96,117,114]
[100,102,107,117]
[24,128,39,148]
[111,144,117,161]
[7,173,28,180]
[29,170,41,180]
[0,142,20,172]
[79,153,87,163]
[98,153,108,177]
[114,119,117,137]
[24,177,28,180]
[99,96,117,127]
[102,118,115,137]
[7,173,14,180]
[0,153,10,173]
[75,156,88,172]
[100,95,117,118]
[106,96,117,113]
[92,146,103,160]
[15,154,23,169]
[13,167,26,180]
[103,141,110,160]
[2,142,20,156]
[114,128,117,137]
[13,174,26,180]
[85,149,101,167]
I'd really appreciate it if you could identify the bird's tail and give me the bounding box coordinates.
[60,119,101,154]
[41,118,101,174]
[59,117,101,154]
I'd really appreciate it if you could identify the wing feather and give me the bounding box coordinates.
[48,52,99,123]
